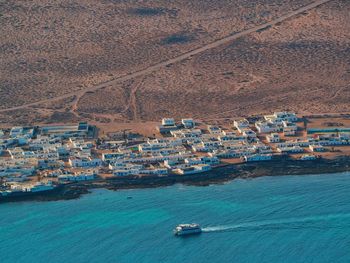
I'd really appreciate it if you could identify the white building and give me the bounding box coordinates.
[207,125,222,135]
[191,141,220,152]
[162,118,175,126]
[242,129,257,139]
[102,152,125,162]
[264,112,298,123]
[243,154,272,162]
[139,168,168,176]
[282,121,298,136]
[69,157,102,168]
[184,156,220,166]
[170,129,202,139]
[233,119,250,133]
[181,119,195,129]
[266,133,280,143]
[158,118,178,133]
[113,169,140,177]
[218,134,246,142]
[277,146,304,153]
[255,121,282,133]
[58,171,96,182]
[173,164,211,175]
[309,144,326,152]
[300,154,317,161]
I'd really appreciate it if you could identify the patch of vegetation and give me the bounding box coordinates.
[161,33,194,45]
[127,7,165,16]
[47,111,78,123]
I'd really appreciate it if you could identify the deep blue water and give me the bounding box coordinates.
[1,172,350,263]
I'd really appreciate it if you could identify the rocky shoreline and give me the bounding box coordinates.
[1,156,350,203]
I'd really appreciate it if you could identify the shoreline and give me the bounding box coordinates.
[1,156,350,203]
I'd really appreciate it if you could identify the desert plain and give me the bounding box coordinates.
[0,0,349,132]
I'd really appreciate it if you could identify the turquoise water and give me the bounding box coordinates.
[1,172,350,263]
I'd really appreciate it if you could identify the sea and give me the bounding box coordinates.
[1,172,350,263]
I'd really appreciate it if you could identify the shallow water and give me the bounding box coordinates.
[1,172,350,263]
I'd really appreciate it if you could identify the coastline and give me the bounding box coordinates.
[1,156,350,204]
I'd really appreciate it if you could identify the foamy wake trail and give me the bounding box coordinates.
[202,212,350,233]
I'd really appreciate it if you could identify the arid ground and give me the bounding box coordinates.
[0,0,349,129]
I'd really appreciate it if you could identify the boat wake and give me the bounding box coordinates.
[201,212,350,233]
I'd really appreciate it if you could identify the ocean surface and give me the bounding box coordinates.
[1,172,350,263]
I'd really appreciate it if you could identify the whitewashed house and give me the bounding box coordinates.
[282,121,298,136]
[207,125,222,135]
[68,157,102,168]
[181,119,195,129]
[266,133,280,143]
[173,164,212,175]
[243,154,272,162]
[58,171,96,182]
[255,121,282,133]
[277,146,304,153]
[233,119,250,133]
[139,167,168,176]
[162,118,175,126]
[264,112,298,123]
[309,144,326,152]
[102,152,125,162]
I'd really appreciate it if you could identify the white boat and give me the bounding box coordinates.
[173,224,202,236]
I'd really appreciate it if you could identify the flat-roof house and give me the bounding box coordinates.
[242,129,257,139]
[218,134,246,142]
[255,121,282,133]
[58,171,96,182]
[181,119,195,129]
[243,154,272,162]
[282,121,298,136]
[139,167,168,176]
[102,152,125,162]
[10,127,24,138]
[112,164,142,176]
[173,164,212,175]
[68,157,102,168]
[300,154,317,161]
[38,159,64,169]
[264,112,298,123]
[162,118,175,126]
[266,133,280,143]
[170,129,202,139]
[10,127,34,139]
[207,125,221,135]
[254,144,273,154]
[40,122,91,138]
[277,146,304,153]
[185,156,220,165]
[158,118,178,133]
[233,119,250,132]
[309,144,326,152]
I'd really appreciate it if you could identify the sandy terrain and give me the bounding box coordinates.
[130,0,350,120]
[0,0,349,128]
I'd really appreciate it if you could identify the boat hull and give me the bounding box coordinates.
[174,229,202,236]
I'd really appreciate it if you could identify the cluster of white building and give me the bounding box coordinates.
[0,123,97,182]
[255,112,298,135]
[104,135,219,176]
[1,112,350,188]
